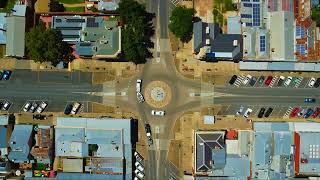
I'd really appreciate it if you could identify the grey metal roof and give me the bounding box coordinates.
[227,16,241,34]
[193,21,219,53]
[0,13,6,44]
[0,126,7,149]
[98,0,119,11]
[5,16,25,57]
[0,115,8,125]
[8,125,33,163]
[211,34,241,53]
[12,5,26,17]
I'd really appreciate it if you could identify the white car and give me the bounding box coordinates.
[137,92,145,103]
[243,108,253,118]
[71,102,81,115]
[136,79,142,92]
[135,162,145,172]
[151,110,165,116]
[134,151,144,162]
[308,77,316,87]
[243,75,252,85]
[35,101,48,113]
[284,76,293,86]
[2,101,11,111]
[23,102,31,112]
[236,106,244,116]
[135,170,145,179]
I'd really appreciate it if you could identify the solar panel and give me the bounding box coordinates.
[252,3,260,26]
[296,26,305,39]
[80,42,92,46]
[241,14,252,18]
[86,18,99,27]
[253,0,260,2]
[296,44,305,56]
[241,0,250,2]
[66,18,85,23]
[260,36,266,52]
[243,3,252,7]
[246,22,252,27]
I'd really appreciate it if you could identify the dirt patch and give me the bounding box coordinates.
[91,102,115,114]
[92,71,116,84]
[195,0,213,17]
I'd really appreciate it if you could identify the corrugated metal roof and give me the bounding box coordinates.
[0,115,8,125]
[227,16,241,34]
[12,5,27,17]
[6,16,25,57]
[0,13,6,44]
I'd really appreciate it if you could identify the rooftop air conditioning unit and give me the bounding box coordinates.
[233,40,238,46]
[206,39,210,45]
[206,26,210,34]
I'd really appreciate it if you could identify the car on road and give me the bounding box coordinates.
[305,98,316,103]
[71,102,81,114]
[308,77,316,87]
[257,76,265,84]
[2,70,12,80]
[2,101,11,111]
[35,101,48,113]
[144,123,153,146]
[257,108,265,118]
[136,79,142,92]
[264,108,273,118]
[284,76,293,87]
[265,76,273,86]
[243,75,252,85]
[23,102,31,112]
[64,104,73,115]
[249,77,257,86]
[243,108,252,118]
[298,109,306,117]
[236,106,244,116]
[277,76,285,87]
[312,107,320,118]
[134,151,144,162]
[290,107,300,118]
[33,114,47,120]
[137,92,145,103]
[229,75,238,85]
[314,78,320,88]
[304,108,314,118]
[29,102,38,113]
[151,110,165,116]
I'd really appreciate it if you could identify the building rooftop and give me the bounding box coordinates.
[0,115,8,125]
[5,16,25,57]
[98,0,120,11]
[0,13,6,44]
[12,4,27,17]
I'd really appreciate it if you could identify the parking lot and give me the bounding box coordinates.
[227,74,320,89]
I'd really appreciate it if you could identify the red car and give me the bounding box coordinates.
[311,107,320,118]
[290,107,300,118]
[265,76,273,86]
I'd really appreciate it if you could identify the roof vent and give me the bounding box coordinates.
[206,26,210,34]
[206,39,210,45]
[233,40,238,46]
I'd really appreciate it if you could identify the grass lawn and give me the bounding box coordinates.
[58,0,84,4]
[65,6,85,12]
[0,0,16,13]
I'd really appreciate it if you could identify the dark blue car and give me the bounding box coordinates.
[305,98,316,103]
[2,70,12,80]
[304,108,314,118]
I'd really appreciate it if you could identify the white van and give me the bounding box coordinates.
[136,79,142,92]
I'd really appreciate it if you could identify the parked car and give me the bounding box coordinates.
[277,76,285,87]
[298,109,306,117]
[264,108,273,118]
[305,98,316,103]
[290,107,300,118]
[137,92,145,103]
[249,76,257,86]
[257,108,265,118]
[33,114,47,120]
[134,151,144,162]
[136,79,142,92]
[71,102,81,114]
[243,75,252,85]
[229,75,238,85]
[35,101,48,113]
[236,106,244,116]
[2,70,12,80]
[258,76,265,84]
[243,108,252,118]
[151,110,165,116]
[284,76,293,86]
[29,102,38,113]
[314,78,320,88]
[311,107,320,118]
[134,169,145,178]
[2,101,11,111]
[144,123,153,146]
[265,76,273,86]
[308,77,316,87]
[304,108,314,118]
[0,70,3,80]
[293,77,302,87]
[64,104,73,115]
[0,102,3,109]
[22,102,31,112]
[135,162,145,172]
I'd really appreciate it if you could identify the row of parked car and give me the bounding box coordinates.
[134,152,145,180]
[0,70,12,80]
[23,101,48,113]
[229,74,320,88]
[236,106,273,118]
[289,107,320,119]
[64,102,82,115]
[136,79,166,117]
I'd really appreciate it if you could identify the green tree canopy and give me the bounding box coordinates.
[26,22,74,66]
[118,0,154,64]
[312,6,320,27]
[169,6,195,43]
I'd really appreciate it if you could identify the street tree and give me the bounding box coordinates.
[26,22,74,66]
[169,6,195,43]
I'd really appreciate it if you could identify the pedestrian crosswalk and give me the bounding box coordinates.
[283,107,293,118]
[269,76,278,87]
[294,77,303,88]
[234,75,245,87]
